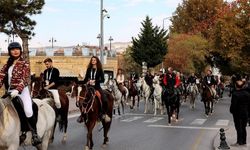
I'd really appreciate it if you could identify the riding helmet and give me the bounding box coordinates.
[8,42,22,52]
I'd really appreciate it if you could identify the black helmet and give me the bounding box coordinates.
[8,42,22,51]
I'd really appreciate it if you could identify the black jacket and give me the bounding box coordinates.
[203,75,216,86]
[83,68,104,89]
[43,67,60,89]
[230,89,250,119]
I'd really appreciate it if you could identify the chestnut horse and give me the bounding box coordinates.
[30,76,70,143]
[72,84,114,150]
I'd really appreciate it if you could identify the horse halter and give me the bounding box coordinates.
[78,85,96,114]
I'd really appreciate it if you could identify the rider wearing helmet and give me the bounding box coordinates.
[0,42,42,145]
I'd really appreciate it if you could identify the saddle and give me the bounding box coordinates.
[95,90,102,106]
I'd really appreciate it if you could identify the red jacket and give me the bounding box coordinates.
[175,76,181,87]
[0,58,30,93]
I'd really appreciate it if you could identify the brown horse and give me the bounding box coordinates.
[202,85,214,117]
[127,79,140,109]
[30,76,70,143]
[72,83,114,150]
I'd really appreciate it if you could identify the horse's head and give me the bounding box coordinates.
[76,84,96,113]
[30,76,49,98]
[153,75,160,84]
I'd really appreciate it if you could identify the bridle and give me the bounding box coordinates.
[78,84,96,114]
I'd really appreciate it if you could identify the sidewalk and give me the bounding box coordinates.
[213,126,250,150]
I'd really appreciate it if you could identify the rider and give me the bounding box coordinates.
[77,56,110,123]
[202,69,217,101]
[145,70,154,98]
[187,72,199,94]
[43,58,61,121]
[0,42,42,145]
[116,68,125,92]
[163,67,176,90]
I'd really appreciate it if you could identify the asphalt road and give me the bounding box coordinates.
[19,92,233,150]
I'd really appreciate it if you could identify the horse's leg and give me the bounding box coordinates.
[154,98,157,116]
[120,98,125,114]
[85,122,95,150]
[137,95,140,109]
[62,114,68,143]
[50,119,57,143]
[144,97,148,114]
[102,122,111,145]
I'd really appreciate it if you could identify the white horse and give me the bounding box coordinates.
[138,77,151,113]
[187,83,199,109]
[107,79,126,115]
[152,75,164,115]
[0,96,55,150]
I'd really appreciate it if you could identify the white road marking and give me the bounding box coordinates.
[69,113,81,119]
[121,116,143,122]
[190,119,207,125]
[215,119,229,126]
[143,117,164,123]
[148,124,219,130]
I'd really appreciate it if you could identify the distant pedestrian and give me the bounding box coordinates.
[230,80,250,146]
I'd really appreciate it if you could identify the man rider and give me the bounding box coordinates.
[187,72,199,94]
[202,69,217,101]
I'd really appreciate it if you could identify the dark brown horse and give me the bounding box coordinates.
[202,85,214,117]
[30,75,70,143]
[72,84,114,150]
[127,79,140,109]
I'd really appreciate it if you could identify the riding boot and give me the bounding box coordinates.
[55,108,61,122]
[27,115,42,146]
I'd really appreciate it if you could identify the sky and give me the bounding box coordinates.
[0,0,233,52]
[0,0,183,51]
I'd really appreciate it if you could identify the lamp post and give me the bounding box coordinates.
[108,36,113,50]
[100,0,110,64]
[161,17,171,70]
[49,37,56,48]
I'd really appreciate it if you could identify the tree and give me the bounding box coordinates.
[170,0,224,38]
[164,33,208,74]
[131,16,168,68]
[210,0,250,74]
[121,47,141,76]
[0,0,45,61]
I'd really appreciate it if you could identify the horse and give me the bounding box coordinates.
[202,85,214,117]
[30,76,70,143]
[127,78,140,110]
[106,79,125,115]
[0,95,55,150]
[138,77,151,113]
[187,83,199,110]
[152,75,164,115]
[162,87,180,125]
[72,84,114,150]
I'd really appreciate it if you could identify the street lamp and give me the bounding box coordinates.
[49,37,56,49]
[100,0,110,64]
[108,36,113,50]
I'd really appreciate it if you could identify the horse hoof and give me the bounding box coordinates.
[102,144,107,148]
[84,146,89,150]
